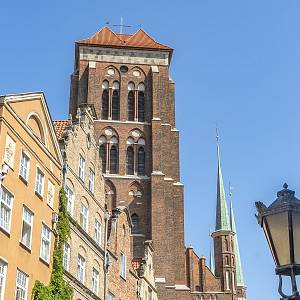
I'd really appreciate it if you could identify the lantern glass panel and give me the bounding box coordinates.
[292,212,300,265]
[266,212,290,267]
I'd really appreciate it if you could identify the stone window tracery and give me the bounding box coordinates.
[126,130,146,176]
[127,82,145,122]
[99,128,119,174]
[101,80,120,121]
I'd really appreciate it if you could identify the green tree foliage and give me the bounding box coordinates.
[32,189,73,300]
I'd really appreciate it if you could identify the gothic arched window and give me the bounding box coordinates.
[101,81,109,120]
[138,83,145,122]
[110,145,118,174]
[131,213,139,234]
[112,81,120,120]
[99,144,106,172]
[126,146,134,175]
[128,91,135,121]
[137,146,145,175]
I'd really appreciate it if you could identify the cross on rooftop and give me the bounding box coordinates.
[112,17,132,34]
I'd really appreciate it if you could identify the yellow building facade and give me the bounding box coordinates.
[0,92,62,299]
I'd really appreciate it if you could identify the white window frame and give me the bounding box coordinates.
[108,292,115,300]
[63,242,70,271]
[94,219,102,246]
[35,167,45,197]
[19,151,30,182]
[120,252,127,279]
[78,155,85,181]
[40,223,51,263]
[15,269,28,300]
[0,259,7,300]
[20,206,33,249]
[92,267,99,295]
[77,254,86,284]
[80,203,89,232]
[0,186,14,233]
[65,186,74,216]
[89,168,95,194]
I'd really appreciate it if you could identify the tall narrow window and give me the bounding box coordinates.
[137,147,145,175]
[138,83,145,122]
[63,242,70,271]
[101,81,109,120]
[112,90,120,120]
[99,144,107,173]
[78,155,85,181]
[110,145,118,174]
[21,206,33,249]
[89,168,95,194]
[92,267,99,295]
[232,272,236,291]
[128,91,135,121]
[77,254,85,283]
[131,214,139,234]
[80,203,89,232]
[138,91,145,122]
[0,187,13,233]
[108,292,115,300]
[19,152,30,182]
[126,146,134,175]
[40,224,51,263]
[0,260,7,300]
[95,219,102,246]
[35,168,45,197]
[120,253,126,279]
[15,269,28,300]
[66,186,74,216]
[225,270,230,290]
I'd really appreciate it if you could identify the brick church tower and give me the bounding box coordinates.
[69,26,246,300]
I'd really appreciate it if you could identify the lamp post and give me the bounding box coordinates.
[256,183,300,300]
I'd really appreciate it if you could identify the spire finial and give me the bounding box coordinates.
[215,127,230,232]
[112,17,132,34]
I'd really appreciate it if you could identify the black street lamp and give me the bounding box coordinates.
[256,183,300,300]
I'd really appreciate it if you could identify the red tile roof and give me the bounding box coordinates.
[77,27,172,51]
[53,120,68,140]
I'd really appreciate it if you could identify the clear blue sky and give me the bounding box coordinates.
[1,1,300,299]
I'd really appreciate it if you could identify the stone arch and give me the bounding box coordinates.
[105,180,117,211]
[26,112,46,144]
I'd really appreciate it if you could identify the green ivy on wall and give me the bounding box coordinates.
[32,189,73,300]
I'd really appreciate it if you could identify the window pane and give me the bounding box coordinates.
[110,146,118,174]
[126,147,134,175]
[0,188,13,232]
[99,144,107,172]
[0,260,7,300]
[138,147,145,175]
[138,91,145,122]
[102,89,109,120]
[128,91,135,121]
[112,90,120,120]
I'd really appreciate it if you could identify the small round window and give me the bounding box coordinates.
[120,65,128,73]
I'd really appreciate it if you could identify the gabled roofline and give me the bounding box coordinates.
[1,91,63,164]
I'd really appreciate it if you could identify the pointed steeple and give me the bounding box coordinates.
[229,189,245,287]
[215,137,230,232]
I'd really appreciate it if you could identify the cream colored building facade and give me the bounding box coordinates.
[54,106,106,300]
[0,92,62,299]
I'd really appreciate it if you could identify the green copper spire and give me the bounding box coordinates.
[215,142,231,231]
[230,190,245,287]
